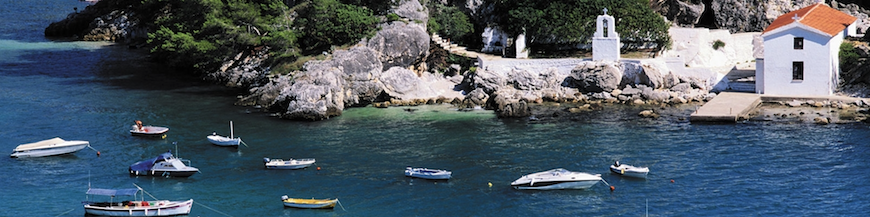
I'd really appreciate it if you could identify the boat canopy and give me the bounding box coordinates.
[129,151,173,172]
[86,188,139,196]
[14,137,66,151]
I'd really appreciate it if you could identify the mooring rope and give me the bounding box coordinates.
[54,208,74,217]
[194,201,234,217]
[336,198,347,211]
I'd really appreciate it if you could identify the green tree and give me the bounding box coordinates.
[296,0,379,54]
[491,0,671,52]
[428,4,474,43]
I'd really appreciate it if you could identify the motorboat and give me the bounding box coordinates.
[130,120,169,137]
[405,167,452,180]
[511,168,602,190]
[281,195,338,209]
[207,121,243,147]
[129,151,199,177]
[10,137,90,158]
[610,161,649,179]
[83,185,193,216]
[264,158,316,169]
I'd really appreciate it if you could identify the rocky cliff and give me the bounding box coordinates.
[45,0,148,44]
[654,0,870,34]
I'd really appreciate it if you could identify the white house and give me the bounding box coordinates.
[756,3,857,96]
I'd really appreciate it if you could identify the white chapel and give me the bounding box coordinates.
[755,3,857,96]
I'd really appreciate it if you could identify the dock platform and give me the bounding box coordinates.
[690,92,761,122]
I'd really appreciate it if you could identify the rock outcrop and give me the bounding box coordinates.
[45,1,147,43]
[654,0,705,28]
[568,61,623,93]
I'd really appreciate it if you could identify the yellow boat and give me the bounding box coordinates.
[281,195,337,209]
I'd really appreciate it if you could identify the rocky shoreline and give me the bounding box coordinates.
[43,0,870,123]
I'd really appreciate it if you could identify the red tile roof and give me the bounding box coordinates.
[762,3,856,36]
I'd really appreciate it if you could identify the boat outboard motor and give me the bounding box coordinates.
[264,158,271,163]
[281,195,289,200]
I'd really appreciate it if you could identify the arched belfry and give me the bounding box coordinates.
[593,8,619,61]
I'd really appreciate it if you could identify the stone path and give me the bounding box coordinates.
[431,34,501,60]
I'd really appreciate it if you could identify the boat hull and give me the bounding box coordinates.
[404,168,452,180]
[207,135,239,146]
[10,142,88,158]
[282,199,337,209]
[610,165,649,179]
[265,158,316,170]
[129,169,198,177]
[266,164,313,169]
[511,180,600,190]
[84,199,193,216]
[130,126,169,137]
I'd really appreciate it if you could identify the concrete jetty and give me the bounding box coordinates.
[690,92,761,122]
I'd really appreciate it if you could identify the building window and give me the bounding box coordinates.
[792,61,804,81]
[794,37,803,49]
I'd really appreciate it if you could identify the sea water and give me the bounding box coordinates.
[1,1,869,216]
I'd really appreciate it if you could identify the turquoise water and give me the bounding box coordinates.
[2,1,870,216]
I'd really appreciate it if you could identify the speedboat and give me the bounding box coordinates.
[129,151,199,177]
[207,121,242,147]
[10,137,90,158]
[130,120,169,137]
[281,195,338,209]
[405,167,452,180]
[511,168,602,190]
[264,158,316,169]
[610,161,649,178]
[83,185,193,216]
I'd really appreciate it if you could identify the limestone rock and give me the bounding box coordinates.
[814,117,830,125]
[638,110,660,118]
[391,0,429,23]
[660,0,706,28]
[490,89,531,118]
[367,21,429,70]
[569,61,622,93]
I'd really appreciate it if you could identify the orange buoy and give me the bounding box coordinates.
[670,179,675,183]
[609,186,615,191]
[316,167,321,171]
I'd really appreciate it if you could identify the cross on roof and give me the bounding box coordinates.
[792,14,800,21]
[603,8,608,15]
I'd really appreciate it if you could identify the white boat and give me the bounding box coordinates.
[83,186,193,216]
[129,151,199,177]
[405,167,452,180]
[10,137,90,158]
[264,158,316,169]
[610,161,649,179]
[281,195,338,209]
[511,168,603,190]
[130,120,169,137]
[207,121,242,147]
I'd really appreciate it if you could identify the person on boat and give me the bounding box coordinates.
[134,120,144,131]
[614,161,620,167]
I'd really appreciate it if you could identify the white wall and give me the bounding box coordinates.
[762,28,836,95]
[663,27,757,69]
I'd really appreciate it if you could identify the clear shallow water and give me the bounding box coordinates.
[2,1,870,216]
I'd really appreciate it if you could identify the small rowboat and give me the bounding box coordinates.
[264,158,315,169]
[405,167,452,180]
[610,161,649,179]
[281,195,338,209]
[130,126,169,137]
[207,121,245,147]
[130,120,169,137]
